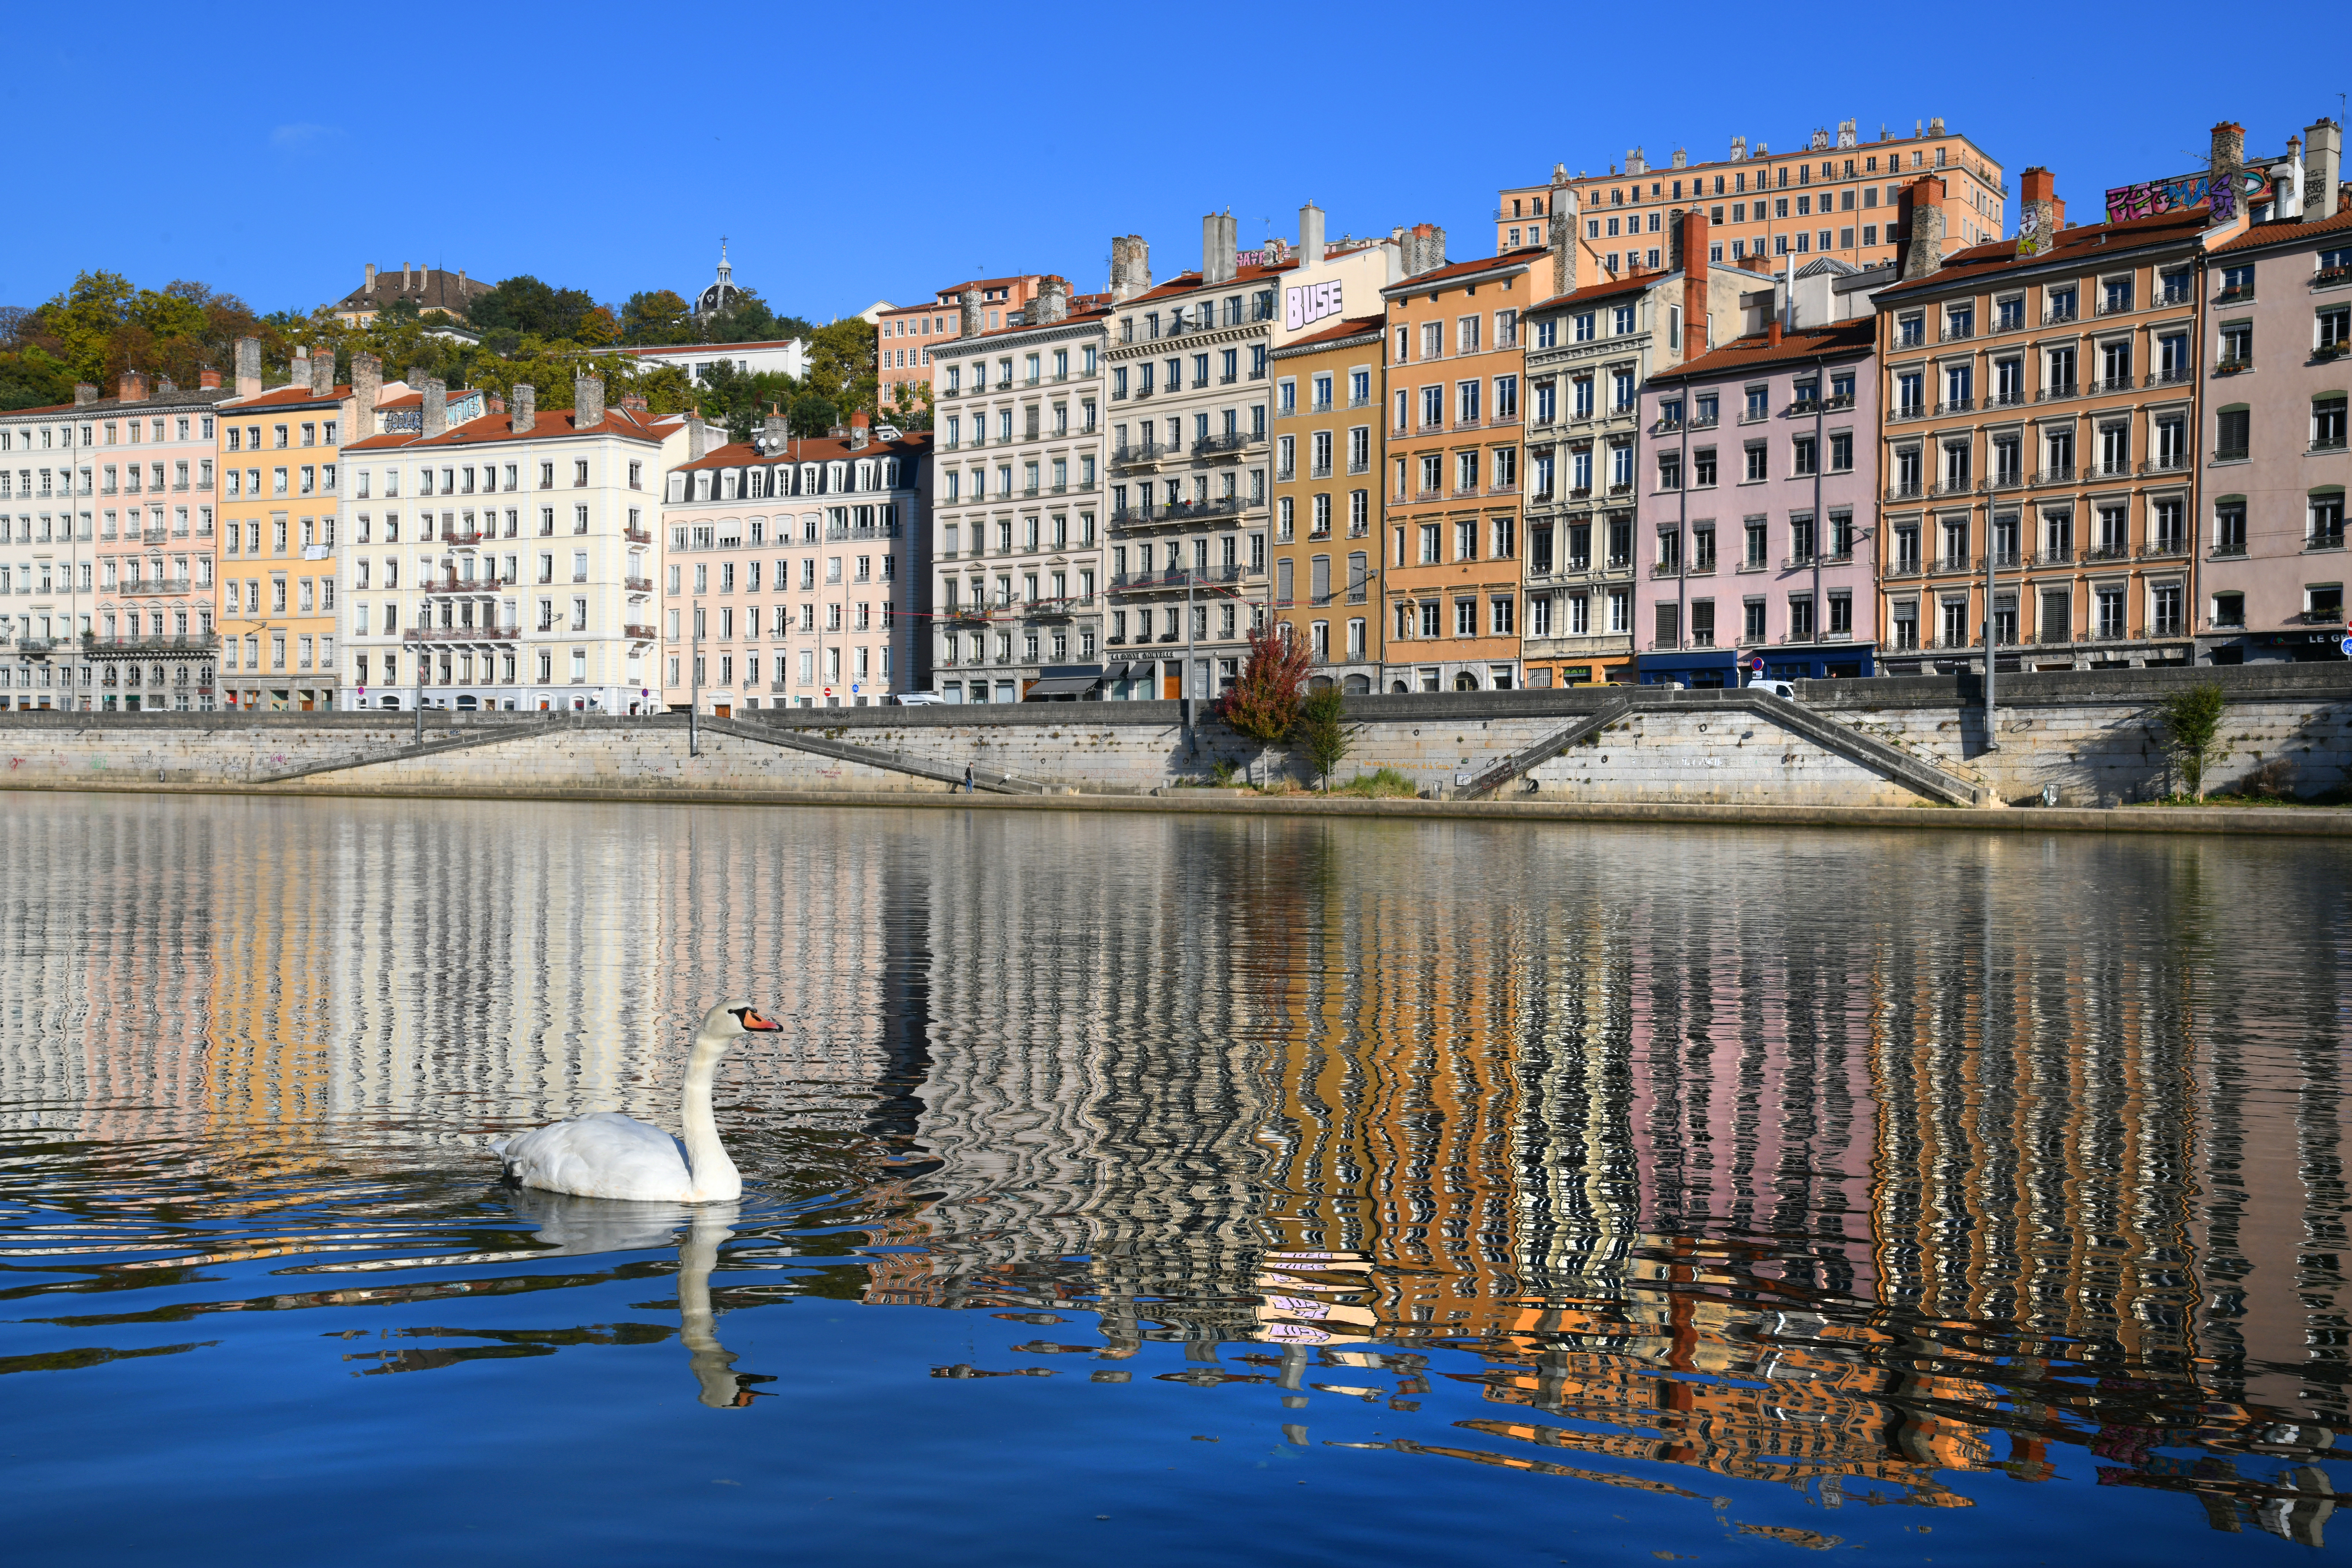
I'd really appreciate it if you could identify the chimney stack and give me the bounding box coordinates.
[2308,118,2344,222]
[365,262,377,296]
[310,346,335,396]
[1109,235,1152,302]
[573,373,605,430]
[850,409,871,451]
[421,379,447,438]
[2210,122,2247,209]
[2018,166,2064,251]
[402,261,413,292]
[352,353,382,437]
[198,368,221,390]
[1900,176,1947,281]
[73,383,98,407]
[1767,318,1783,347]
[1548,173,1579,298]
[762,404,786,453]
[1678,209,1710,360]
[1033,275,1070,323]
[959,289,983,339]
[1202,212,1239,285]
[686,411,710,461]
[1402,222,1448,277]
[1298,202,1327,268]
[119,370,148,403]
[234,338,262,398]
[289,345,311,392]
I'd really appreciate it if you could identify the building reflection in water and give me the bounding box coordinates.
[0,797,2343,1542]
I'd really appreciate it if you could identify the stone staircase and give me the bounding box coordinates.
[700,716,1046,794]
[1455,695,1631,799]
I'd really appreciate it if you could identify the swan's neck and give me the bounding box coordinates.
[680,1207,743,1407]
[679,1031,741,1201]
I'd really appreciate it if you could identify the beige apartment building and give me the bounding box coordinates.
[877,275,1048,418]
[928,279,1107,703]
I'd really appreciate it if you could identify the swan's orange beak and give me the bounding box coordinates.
[738,1008,783,1033]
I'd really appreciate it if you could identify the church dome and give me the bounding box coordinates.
[692,240,741,319]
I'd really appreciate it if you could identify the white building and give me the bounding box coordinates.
[340,374,686,712]
[616,337,809,385]
[929,278,1110,702]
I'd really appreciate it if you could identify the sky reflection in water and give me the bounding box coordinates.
[0,795,2345,1564]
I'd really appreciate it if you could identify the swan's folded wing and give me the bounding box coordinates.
[499,1113,692,1202]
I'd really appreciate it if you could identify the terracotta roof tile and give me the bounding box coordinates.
[2210,204,2352,254]
[346,404,678,451]
[677,431,932,472]
[223,383,352,410]
[1876,208,2215,298]
[1271,314,1386,354]
[1380,245,1544,296]
[1526,273,1657,312]
[1648,318,1877,383]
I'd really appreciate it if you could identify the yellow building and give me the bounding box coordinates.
[214,339,359,710]
[1267,314,1386,690]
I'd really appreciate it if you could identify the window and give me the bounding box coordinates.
[2216,406,2251,462]
[1744,444,1768,482]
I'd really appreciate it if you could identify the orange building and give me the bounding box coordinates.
[876,275,1049,417]
[1267,313,1386,686]
[1379,243,1544,691]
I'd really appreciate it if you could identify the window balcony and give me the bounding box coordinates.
[623,576,653,593]
[2035,547,2078,566]
[2213,285,2255,305]
[2138,539,2189,560]
[2093,295,2136,318]
[404,625,518,643]
[1929,478,1973,497]
[1887,403,1928,424]
[120,578,193,596]
[1886,482,1925,501]
[83,632,218,655]
[2033,466,2077,486]
[2044,304,2080,325]
[422,573,515,593]
[2312,435,2350,454]
[2306,531,2347,553]
[142,526,169,544]
[2214,355,2253,375]
[2212,445,2250,463]
[1940,322,1976,343]
[1195,431,1253,457]
[2035,382,2079,403]
[2093,458,2134,478]
[2084,542,2134,563]
[1886,556,1927,579]
[624,525,652,544]
[2092,375,2135,395]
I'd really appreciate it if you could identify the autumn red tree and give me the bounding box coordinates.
[1217,622,1312,748]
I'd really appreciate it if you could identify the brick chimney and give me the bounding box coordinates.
[1402,223,1448,277]
[1032,275,1070,324]
[1900,176,1947,281]
[1678,209,1710,360]
[573,373,605,431]
[1202,211,1239,285]
[198,369,221,390]
[1547,169,1578,298]
[2018,166,2064,249]
[73,383,98,406]
[510,382,534,435]
[2210,122,2246,194]
[351,352,382,437]
[235,337,262,398]
[1109,235,1153,303]
[421,379,447,438]
[2308,118,2344,222]
[119,370,148,403]
[850,409,871,451]
[309,346,335,396]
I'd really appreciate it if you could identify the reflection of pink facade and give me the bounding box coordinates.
[1637,318,1881,674]
[2194,134,2350,662]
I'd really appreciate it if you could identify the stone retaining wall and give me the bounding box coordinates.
[0,664,2345,807]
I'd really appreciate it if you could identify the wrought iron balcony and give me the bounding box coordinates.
[119,578,193,596]
[83,632,218,654]
[404,625,518,642]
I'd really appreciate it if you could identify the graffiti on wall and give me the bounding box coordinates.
[2104,169,2270,226]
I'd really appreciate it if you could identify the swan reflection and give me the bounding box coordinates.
[505,1190,759,1408]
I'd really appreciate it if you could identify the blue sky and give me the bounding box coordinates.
[7,1,2337,325]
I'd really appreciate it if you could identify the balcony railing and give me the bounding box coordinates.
[2139,539,2190,560]
[404,626,519,642]
[2213,445,2250,463]
[1195,432,1253,457]
[1935,398,1974,416]
[625,624,656,641]
[2092,458,2134,478]
[82,632,218,654]
[2214,355,2253,375]
[422,573,513,593]
[119,578,193,596]
[1940,322,1975,343]
[1111,442,1165,466]
[2034,466,2077,486]
[2145,368,2194,389]
[2140,454,2192,474]
[2094,295,2136,318]
[1886,483,1925,502]
[624,575,652,593]
[2036,382,2079,403]
[2044,304,2080,325]
[142,527,169,544]
[624,526,652,544]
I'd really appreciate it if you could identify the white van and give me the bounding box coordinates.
[1746,678,1800,700]
[888,691,946,706]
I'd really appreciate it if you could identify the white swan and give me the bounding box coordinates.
[491,1001,780,1202]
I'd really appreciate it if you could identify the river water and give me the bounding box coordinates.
[1,794,2346,1563]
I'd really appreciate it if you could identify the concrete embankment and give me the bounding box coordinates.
[1,662,2346,830]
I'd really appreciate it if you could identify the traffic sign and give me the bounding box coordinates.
[2339,635,2352,658]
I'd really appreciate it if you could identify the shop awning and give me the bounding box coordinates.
[1023,676,1099,699]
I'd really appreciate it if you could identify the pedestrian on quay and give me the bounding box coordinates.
[964,763,974,794]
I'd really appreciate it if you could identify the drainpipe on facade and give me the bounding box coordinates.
[1982,497,1998,748]
[1812,357,1824,668]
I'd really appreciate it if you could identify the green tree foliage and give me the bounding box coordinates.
[1296,685,1353,789]
[787,392,838,436]
[621,289,695,346]
[0,271,279,408]
[2157,681,2228,800]
[1217,624,1311,746]
[694,359,804,443]
[466,275,610,344]
[801,318,879,417]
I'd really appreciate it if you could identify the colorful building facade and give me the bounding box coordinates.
[1268,313,1386,689]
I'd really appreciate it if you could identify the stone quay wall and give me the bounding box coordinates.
[0,664,2345,809]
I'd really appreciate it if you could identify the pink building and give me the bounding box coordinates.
[1635,316,1882,683]
[2196,119,2349,663]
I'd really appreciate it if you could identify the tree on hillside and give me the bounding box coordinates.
[621,289,695,346]
[694,359,803,442]
[787,391,838,436]
[800,317,879,417]
[467,275,604,343]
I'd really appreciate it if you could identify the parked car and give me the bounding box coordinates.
[888,691,946,706]
[1746,678,1799,700]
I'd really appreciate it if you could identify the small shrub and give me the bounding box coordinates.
[1209,758,1239,787]
[2241,756,2298,800]
[1335,767,1417,798]
[2155,681,2226,800]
